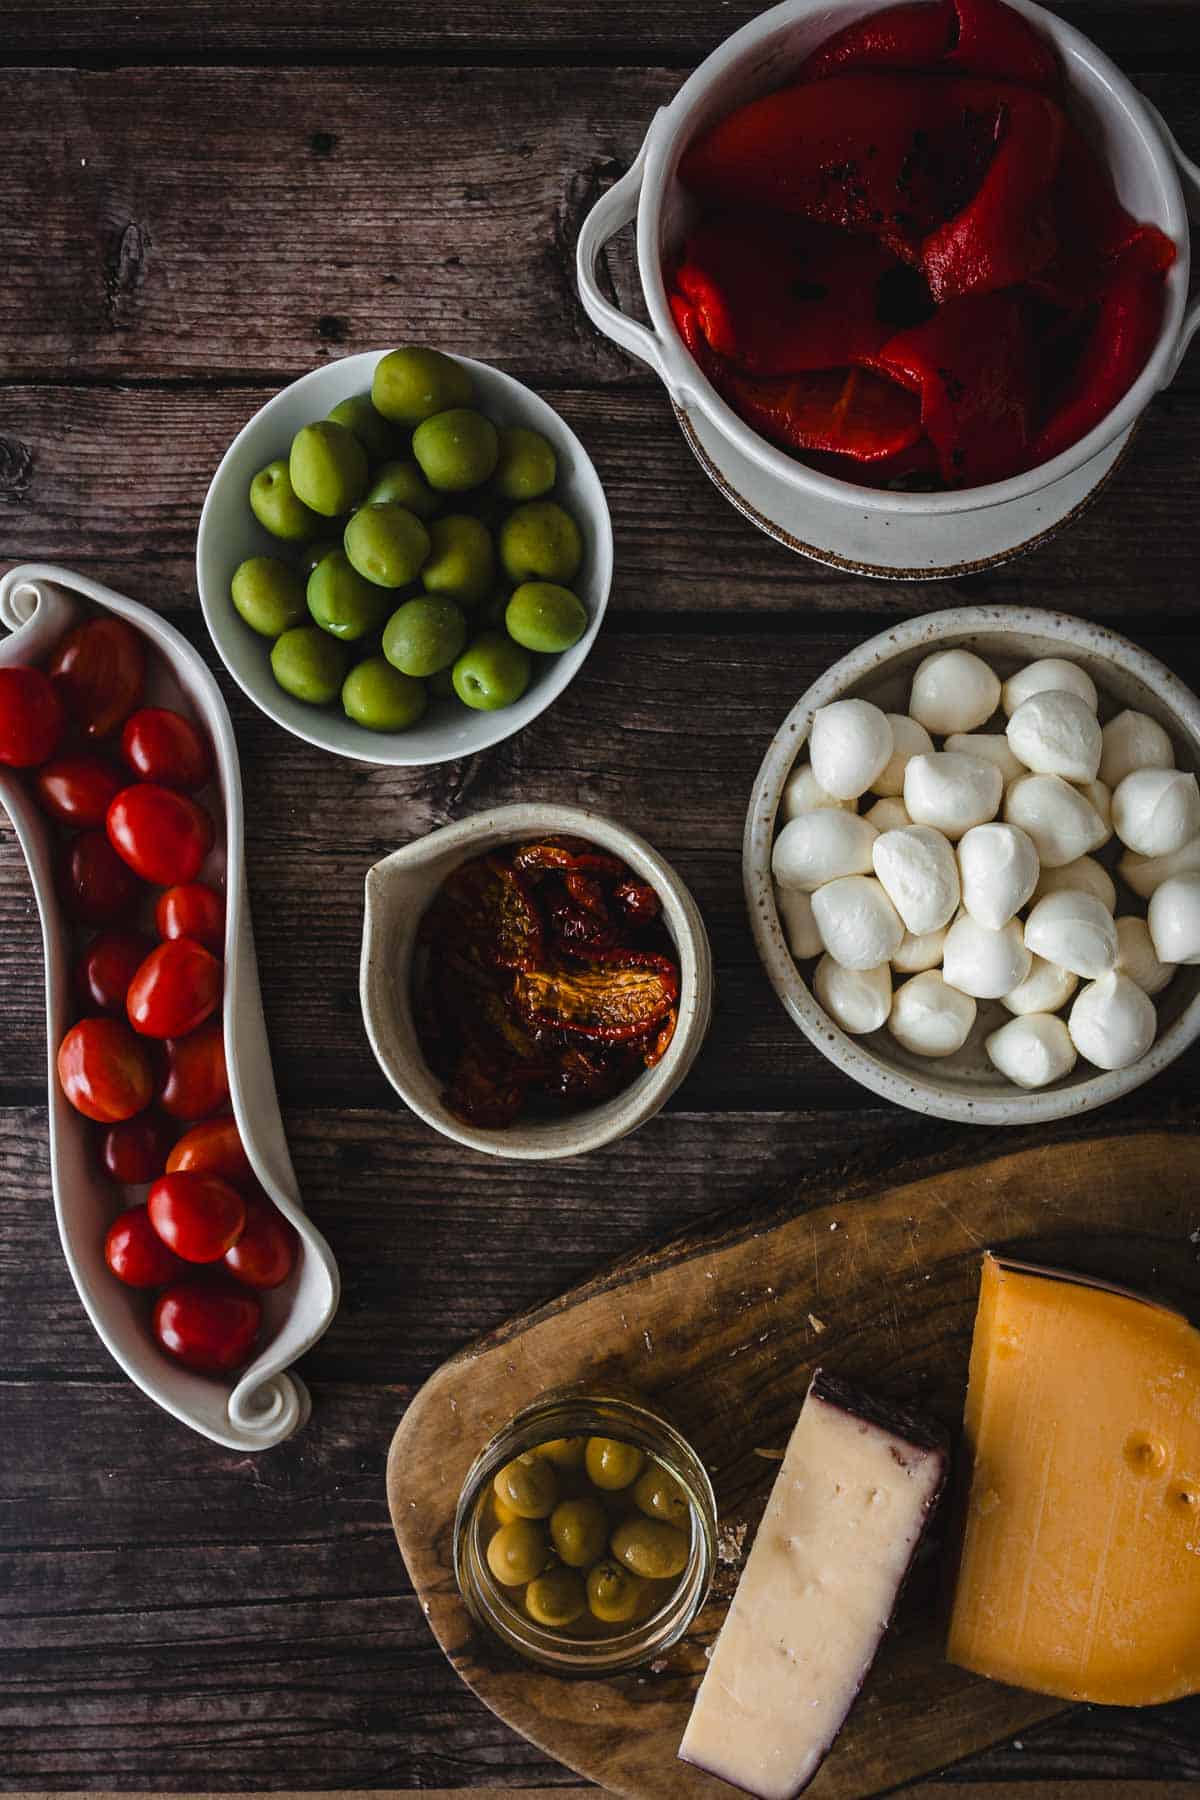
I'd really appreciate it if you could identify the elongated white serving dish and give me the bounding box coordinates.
[0,563,339,1448]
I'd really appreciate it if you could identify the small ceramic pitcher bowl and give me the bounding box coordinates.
[359,803,713,1159]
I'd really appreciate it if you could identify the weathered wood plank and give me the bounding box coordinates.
[0,66,1194,384]
[0,0,1194,69]
[3,381,1199,621]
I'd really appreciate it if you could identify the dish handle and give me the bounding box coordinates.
[1146,101,1200,383]
[575,127,701,403]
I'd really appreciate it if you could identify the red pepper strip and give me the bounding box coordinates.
[804,436,940,485]
[679,73,1007,263]
[1028,122,1177,312]
[942,0,1061,91]
[675,211,903,374]
[714,363,924,462]
[1030,234,1169,467]
[922,88,1064,300]
[513,952,679,1043]
[866,288,1035,485]
[800,0,1060,91]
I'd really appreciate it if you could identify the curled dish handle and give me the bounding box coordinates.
[1147,101,1200,383]
[575,127,699,402]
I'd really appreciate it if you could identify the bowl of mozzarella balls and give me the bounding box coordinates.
[745,607,1200,1124]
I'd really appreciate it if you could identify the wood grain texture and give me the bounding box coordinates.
[387,1133,1200,1800]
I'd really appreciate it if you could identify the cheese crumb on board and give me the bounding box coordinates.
[678,1368,946,1799]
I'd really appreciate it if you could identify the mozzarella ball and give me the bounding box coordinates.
[1004,773,1108,868]
[871,825,960,935]
[809,700,893,801]
[813,956,892,1035]
[1006,689,1102,784]
[904,752,1003,841]
[986,1014,1078,1090]
[887,971,976,1058]
[1033,854,1117,913]
[1148,871,1200,966]
[781,761,857,822]
[1112,768,1200,857]
[1002,657,1098,718]
[1099,708,1174,790]
[1068,972,1157,1070]
[811,876,904,970]
[1023,890,1118,979]
[1076,778,1111,833]
[942,915,1031,999]
[957,823,1039,929]
[775,884,823,961]
[892,926,948,974]
[944,732,1026,786]
[874,714,933,798]
[1002,954,1078,1017]
[772,811,878,893]
[1117,834,1200,900]
[1114,915,1175,997]
[909,649,1001,735]
[864,796,911,831]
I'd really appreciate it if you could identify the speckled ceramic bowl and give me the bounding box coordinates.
[744,607,1200,1125]
[360,803,713,1159]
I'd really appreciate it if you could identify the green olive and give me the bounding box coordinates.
[270,626,349,706]
[632,1464,690,1528]
[365,458,440,520]
[611,1516,689,1581]
[586,1558,646,1625]
[585,1437,645,1491]
[231,556,308,638]
[249,458,321,543]
[534,1437,585,1472]
[288,420,369,518]
[341,656,427,732]
[486,1519,550,1587]
[327,393,401,463]
[493,1453,558,1519]
[421,513,495,605]
[372,346,473,426]
[549,1497,608,1569]
[525,1566,586,1628]
[492,1493,520,1527]
[412,407,499,493]
[493,425,557,502]
[498,500,583,585]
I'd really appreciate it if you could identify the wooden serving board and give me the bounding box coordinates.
[387,1132,1200,1800]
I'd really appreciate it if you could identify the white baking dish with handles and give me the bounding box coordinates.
[0,563,339,1450]
[577,0,1199,570]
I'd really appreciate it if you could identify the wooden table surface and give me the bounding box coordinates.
[2,1,1199,1791]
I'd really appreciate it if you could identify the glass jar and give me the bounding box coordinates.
[454,1386,717,1674]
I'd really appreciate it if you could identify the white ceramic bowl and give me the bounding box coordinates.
[744,606,1200,1125]
[577,0,1200,576]
[360,803,713,1159]
[0,562,340,1448]
[196,350,613,765]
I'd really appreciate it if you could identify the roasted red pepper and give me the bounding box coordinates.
[866,289,1035,485]
[1031,233,1172,466]
[800,0,1060,91]
[1030,121,1177,313]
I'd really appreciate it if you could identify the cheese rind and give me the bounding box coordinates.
[948,1254,1200,1705]
[678,1370,946,1800]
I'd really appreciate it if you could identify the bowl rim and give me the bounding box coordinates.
[635,0,1191,515]
[359,802,714,1160]
[195,349,614,767]
[743,605,1200,1125]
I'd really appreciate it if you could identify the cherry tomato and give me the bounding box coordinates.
[153,1279,262,1373]
[101,1113,175,1185]
[223,1195,297,1290]
[165,1114,253,1186]
[156,882,224,954]
[0,666,64,767]
[158,1019,228,1120]
[48,615,145,740]
[126,938,221,1039]
[34,754,124,828]
[106,784,214,886]
[148,1170,245,1262]
[58,1016,153,1122]
[75,929,154,1014]
[61,829,143,925]
[121,706,212,792]
[105,1205,186,1287]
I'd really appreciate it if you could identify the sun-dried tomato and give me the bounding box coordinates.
[512,951,679,1043]
[513,841,627,880]
[445,1050,527,1129]
[436,855,543,971]
[546,880,616,954]
[612,877,661,927]
[644,1008,678,1068]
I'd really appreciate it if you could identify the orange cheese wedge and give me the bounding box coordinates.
[948,1253,1200,1705]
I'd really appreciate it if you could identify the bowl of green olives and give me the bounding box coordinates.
[196,347,612,766]
[454,1388,717,1673]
